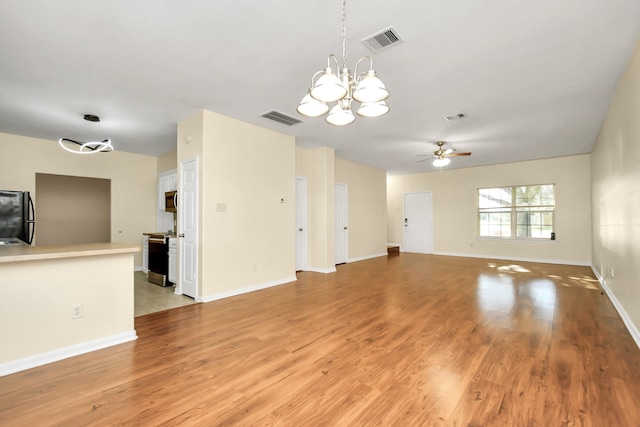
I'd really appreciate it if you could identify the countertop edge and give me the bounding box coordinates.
[0,243,141,264]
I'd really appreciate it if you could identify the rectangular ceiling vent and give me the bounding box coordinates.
[261,110,302,126]
[443,112,466,122]
[361,26,403,53]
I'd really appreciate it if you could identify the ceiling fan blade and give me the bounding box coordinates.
[448,152,472,157]
[444,148,454,155]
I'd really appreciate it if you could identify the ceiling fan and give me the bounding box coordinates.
[417,141,472,167]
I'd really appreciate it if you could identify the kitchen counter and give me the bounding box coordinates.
[143,232,176,238]
[0,240,140,263]
[0,239,139,375]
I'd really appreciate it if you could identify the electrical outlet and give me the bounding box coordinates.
[252,265,257,272]
[609,267,615,278]
[72,304,83,319]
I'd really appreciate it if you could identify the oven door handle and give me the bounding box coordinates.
[148,238,166,243]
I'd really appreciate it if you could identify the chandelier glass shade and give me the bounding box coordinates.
[326,103,355,126]
[297,0,389,126]
[296,93,329,117]
[356,101,390,118]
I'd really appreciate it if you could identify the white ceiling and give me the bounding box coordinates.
[1,0,639,175]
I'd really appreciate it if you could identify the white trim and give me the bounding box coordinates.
[307,267,337,274]
[134,265,144,272]
[591,265,640,350]
[0,330,137,377]
[348,252,388,263]
[432,251,591,266]
[198,276,297,303]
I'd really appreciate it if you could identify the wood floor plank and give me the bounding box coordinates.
[2,254,640,425]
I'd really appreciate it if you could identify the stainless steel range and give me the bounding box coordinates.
[147,233,173,287]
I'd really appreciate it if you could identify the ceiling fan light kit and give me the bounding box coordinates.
[416,141,472,168]
[432,156,451,167]
[297,0,389,126]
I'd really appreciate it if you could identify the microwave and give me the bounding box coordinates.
[165,191,177,212]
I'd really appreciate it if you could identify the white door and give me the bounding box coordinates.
[178,158,198,298]
[335,183,348,264]
[403,192,433,254]
[295,177,308,271]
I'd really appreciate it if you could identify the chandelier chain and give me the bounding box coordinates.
[341,0,347,67]
[296,0,389,125]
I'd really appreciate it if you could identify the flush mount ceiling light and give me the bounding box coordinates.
[297,0,390,126]
[58,114,113,154]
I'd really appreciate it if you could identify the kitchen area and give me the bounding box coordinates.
[0,167,194,322]
[136,169,195,316]
[0,188,140,376]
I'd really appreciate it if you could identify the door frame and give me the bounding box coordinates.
[295,176,308,271]
[335,182,348,264]
[176,156,199,298]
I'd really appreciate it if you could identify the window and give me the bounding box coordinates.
[478,184,555,239]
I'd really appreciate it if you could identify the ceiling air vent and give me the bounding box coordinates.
[361,26,403,53]
[261,110,303,126]
[443,112,466,122]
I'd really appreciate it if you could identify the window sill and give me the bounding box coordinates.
[476,237,556,243]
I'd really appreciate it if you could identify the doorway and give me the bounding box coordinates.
[178,157,198,299]
[403,192,433,254]
[335,182,348,264]
[296,177,308,271]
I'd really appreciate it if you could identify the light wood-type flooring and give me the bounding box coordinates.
[2,254,640,426]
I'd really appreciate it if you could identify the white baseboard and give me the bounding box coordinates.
[306,267,337,274]
[134,265,144,272]
[433,251,591,266]
[387,242,402,251]
[0,330,137,377]
[348,252,388,263]
[591,266,640,350]
[198,275,298,303]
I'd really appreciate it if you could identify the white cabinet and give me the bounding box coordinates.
[157,170,177,233]
[142,235,149,274]
[158,171,177,210]
[168,237,177,284]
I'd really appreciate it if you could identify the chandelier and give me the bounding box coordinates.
[58,114,113,154]
[297,0,389,126]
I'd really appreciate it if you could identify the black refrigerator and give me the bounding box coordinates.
[0,190,35,244]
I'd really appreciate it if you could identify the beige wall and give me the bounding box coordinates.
[0,133,157,266]
[157,149,177,173]
[387,155,592,264]
[591,38,640,339]
[296,146,336,272]
[0,252,135,369]
[35,173,111,245]
[335,157,388,261]
[178,111,296,300]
